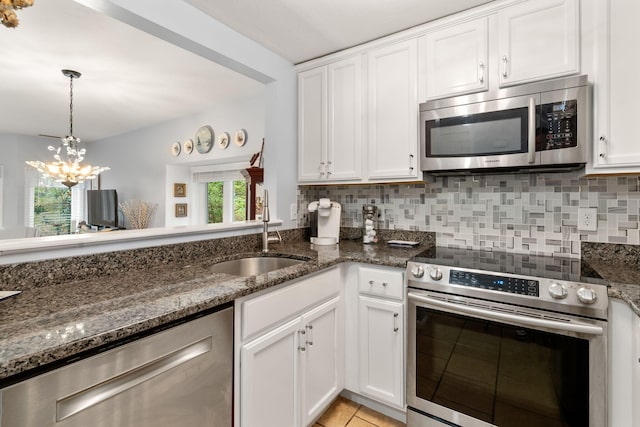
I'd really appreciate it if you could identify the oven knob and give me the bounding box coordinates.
[548,283,568,299]
[577,287,598,305]
[429,268,443,281]
[410,265,425,278]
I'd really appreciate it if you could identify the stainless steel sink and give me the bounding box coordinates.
[210,256,306,277]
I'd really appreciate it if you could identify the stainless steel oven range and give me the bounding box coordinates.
[406,247,608,427]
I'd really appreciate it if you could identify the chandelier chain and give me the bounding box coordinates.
[69,74,74,137]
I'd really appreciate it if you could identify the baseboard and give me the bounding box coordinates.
[339,390,407,423]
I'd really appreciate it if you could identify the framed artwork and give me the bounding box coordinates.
[175,203,188,217]
[174,183,186,197]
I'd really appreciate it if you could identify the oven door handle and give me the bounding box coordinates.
[408,292,604,336]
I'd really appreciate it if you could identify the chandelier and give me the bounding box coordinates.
[0,0,33,28]
[26,69,109,188]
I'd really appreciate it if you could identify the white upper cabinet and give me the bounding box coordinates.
[497,0,579,87]
[298,56,362,183]
[588,0,640,174]
[327,57,363,181]
[423,17,489,100]
[298,67,326,182]
[367,39,420,181]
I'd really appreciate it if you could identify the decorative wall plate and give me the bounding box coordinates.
[234,129,247,147]
[217,132,230,149]
[183,138,193,154]
[171,141,181,156]
[195,125,214,154]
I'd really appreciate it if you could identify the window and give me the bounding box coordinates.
[25,168,86,236]
[193,168,247,224]
[206,180,247,224]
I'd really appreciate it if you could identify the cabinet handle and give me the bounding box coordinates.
[409,154,415,172]
[393,312,399,332]
[368,280,388,287]
[479,61,485,83]
[501,55,508,78]
[599,136,607,159]
[306,324,314,346]
[298,329,306,352]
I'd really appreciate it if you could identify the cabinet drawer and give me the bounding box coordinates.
[358,266,403,300]
[241,267,341,341]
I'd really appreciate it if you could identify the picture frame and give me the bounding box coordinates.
[174,183,186,197]
[175,203,188,217]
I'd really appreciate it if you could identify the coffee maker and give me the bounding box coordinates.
[307,199,341,245]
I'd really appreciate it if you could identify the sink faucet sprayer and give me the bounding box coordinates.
[262,190,281,252]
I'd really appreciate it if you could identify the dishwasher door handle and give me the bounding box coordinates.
[56,337,212,421]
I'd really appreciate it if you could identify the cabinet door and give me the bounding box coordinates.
[240,317,303,427]
[327,57,363,181]
[358,295,404,408]
[300,296,343,426]
[424,17,489,99]
[498,0,578,87]
[589,0,640,173]
[367,39,419,180]
[298,67,327,182]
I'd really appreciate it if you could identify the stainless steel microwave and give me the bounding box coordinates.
[419,75,590,176]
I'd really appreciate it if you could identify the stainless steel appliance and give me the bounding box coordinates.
[406,248,608,426]
[0,306,233,427]
[419,75,590,176]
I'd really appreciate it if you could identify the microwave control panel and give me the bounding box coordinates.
[538,100,578,151]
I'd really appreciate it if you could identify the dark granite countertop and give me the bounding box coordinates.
[0,235,430,384]
[582,242,640,317]
[1,233,639,386]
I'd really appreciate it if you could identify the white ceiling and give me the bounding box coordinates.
[185,0,495,64]
[0,0,265,142]
[0,0,493,143]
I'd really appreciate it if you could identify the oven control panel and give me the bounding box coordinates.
[406,261,609,319]
[449,269,539,297]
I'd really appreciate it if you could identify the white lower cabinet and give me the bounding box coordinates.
[358,295,404,408]
[241,316,300,427]
[237,268,343,427]
[608,299,640,427]
[300,298,342,424]
[348,265,406,410]
[237,264,407,426]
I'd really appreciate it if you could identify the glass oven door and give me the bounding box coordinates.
[407,290,607,427]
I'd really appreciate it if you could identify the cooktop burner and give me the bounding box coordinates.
[409,246,607,287]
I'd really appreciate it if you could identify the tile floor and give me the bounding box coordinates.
[314,396,406,427]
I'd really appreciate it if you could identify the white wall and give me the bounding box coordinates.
[90,93,266,228]
[77,0,299,229]
[0,134,50,239]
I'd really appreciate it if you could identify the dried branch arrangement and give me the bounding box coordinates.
[119,200,157,229]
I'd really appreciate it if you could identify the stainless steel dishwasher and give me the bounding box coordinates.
[0,306,233,427]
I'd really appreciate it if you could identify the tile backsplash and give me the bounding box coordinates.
[299,171,640,257]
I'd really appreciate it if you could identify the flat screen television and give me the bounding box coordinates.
[87,189,118,228]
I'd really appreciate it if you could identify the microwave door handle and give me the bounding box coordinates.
[528,97,536,164]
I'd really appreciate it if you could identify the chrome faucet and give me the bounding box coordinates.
[262,190,281,252]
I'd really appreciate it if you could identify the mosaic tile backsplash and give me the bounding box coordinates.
[298,171,640,258]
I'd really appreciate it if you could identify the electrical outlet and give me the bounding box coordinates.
[290,203,298,221]
[578,208,598,231]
